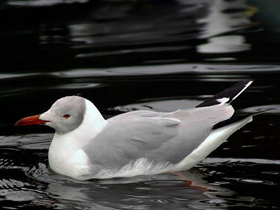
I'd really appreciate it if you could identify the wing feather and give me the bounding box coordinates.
[84,105,233,169]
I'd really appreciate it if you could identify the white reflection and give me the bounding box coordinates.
[8,0,89,7]
[197,0,253,54]
[198,0,251,38]
[198,35,251,53]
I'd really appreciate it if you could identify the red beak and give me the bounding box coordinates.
[15,114,49,126]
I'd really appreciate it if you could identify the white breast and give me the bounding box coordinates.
[48,134,91,179]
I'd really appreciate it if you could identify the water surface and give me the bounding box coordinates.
[0,0,280,209]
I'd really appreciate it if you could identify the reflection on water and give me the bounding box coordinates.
[197,0,253,55]
[8,0,90,7]
[198,0,252,38]
[198,35,251,54]
[2,0,279,70]
[0,0,280,209]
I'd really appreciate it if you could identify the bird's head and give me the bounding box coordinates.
[15,96,87,134]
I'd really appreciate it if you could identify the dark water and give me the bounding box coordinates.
[1,0,280,209]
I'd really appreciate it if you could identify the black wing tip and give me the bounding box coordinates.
[196,80,254,108]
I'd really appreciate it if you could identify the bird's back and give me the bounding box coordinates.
[83,104,234,171]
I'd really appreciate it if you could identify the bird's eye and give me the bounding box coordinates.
[63,114,71,119]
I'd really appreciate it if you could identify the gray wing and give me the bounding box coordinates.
[83,105,234,169]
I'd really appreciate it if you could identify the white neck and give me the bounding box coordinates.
[48,99,107,178]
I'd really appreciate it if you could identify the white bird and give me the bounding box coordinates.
[16,80,256,180]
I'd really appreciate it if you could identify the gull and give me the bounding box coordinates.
[16,80,257,180]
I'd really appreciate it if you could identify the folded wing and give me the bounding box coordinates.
[84,105,233,169]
